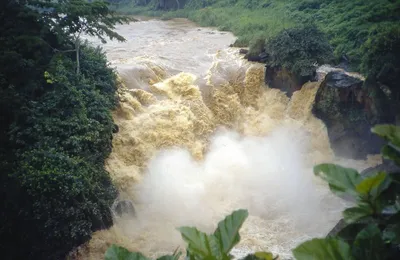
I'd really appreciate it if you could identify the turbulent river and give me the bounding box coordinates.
[76,18,381,259]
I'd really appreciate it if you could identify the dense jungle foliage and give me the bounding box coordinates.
[0,0,129,259]
[106,124,400,259]
[114,0,400,77]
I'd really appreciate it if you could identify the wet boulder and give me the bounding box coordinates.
[312,69,394,159]
[245,51,268,63]
[112,200,136,218]
[112,124,119,133]
[239,49,248,55]
[265,66,314,97]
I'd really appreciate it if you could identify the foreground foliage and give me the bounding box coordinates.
[105,209,277,260]
[293,127,400,260]
[0,0,129,259]
[105,124,400,259]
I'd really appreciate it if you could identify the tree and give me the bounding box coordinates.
[264,25,334,77]
[30,0,131,74]
[0,1,126,259]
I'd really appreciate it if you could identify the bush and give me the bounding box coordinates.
[14,149,117,259]
[264,25,333,77]
[361,24,400,92]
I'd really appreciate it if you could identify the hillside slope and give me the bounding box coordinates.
[115,0,400,74]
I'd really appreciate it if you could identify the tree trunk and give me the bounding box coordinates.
[76,40,80,75]
[175,0,180,9]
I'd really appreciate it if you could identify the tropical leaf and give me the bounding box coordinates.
[356,172,390,200]
[241,252,275,260]
[383,224,400,244]
[314,163,362,198]
[213,209,249,254]
[156,256,180,260]
[381,145,400,166]
[105,245,151,260]
[157,247,182,260]
[177,227,223,259]
[292,238,353,260]
[383,212,400,244]
[343,205,374,223]
[371,124,400,148]
[352,224,386,260]
[254,251,275,260]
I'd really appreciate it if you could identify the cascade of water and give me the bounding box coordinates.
[74,19,380,260]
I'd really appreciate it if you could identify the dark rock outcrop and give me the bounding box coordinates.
[245,51,268,63]
[239,49,248,55]
[112,124,119,133]
[112,200,136,218]
[265,66,314,97]
[361,160,400,177]
[312,69,395,159]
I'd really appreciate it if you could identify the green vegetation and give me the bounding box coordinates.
[0,0,129,259]
[105,209,278,260]
[113,0,400,75]
[105,124,400,259]
[264,25,333,77]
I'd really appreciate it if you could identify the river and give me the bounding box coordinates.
[75,18,381,260]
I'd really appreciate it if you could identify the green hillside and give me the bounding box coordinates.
[114,0,400,75]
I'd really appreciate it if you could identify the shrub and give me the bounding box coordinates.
[361,24,400,94]
[264,25,333,77]
[14,149,117,259]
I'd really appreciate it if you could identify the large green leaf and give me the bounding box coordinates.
[335,222,368,243]
[356,172,390,200]
[213,209,249,254]
[253,252,275,260]
[314,164,362,198]
[157,247,182,260]
[352,224,386,260]
[343,205,374,223]
[241,252,275,260]
[371,125,400,148]
[105,245,151,260]
[383,212,400,244]
[157,256,180,260]
[381,145,400,166]
[177,226,223,259]
[383,224,400,244]
[292,238,353,260]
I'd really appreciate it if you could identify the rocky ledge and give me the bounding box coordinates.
[312,66,396,159]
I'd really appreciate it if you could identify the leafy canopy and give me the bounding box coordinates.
[32,0,131,44]
[264,25,333,77]
[0,0,127,259]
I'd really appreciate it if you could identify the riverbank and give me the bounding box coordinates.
[114,3,293,49]
[113,0,399,74]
